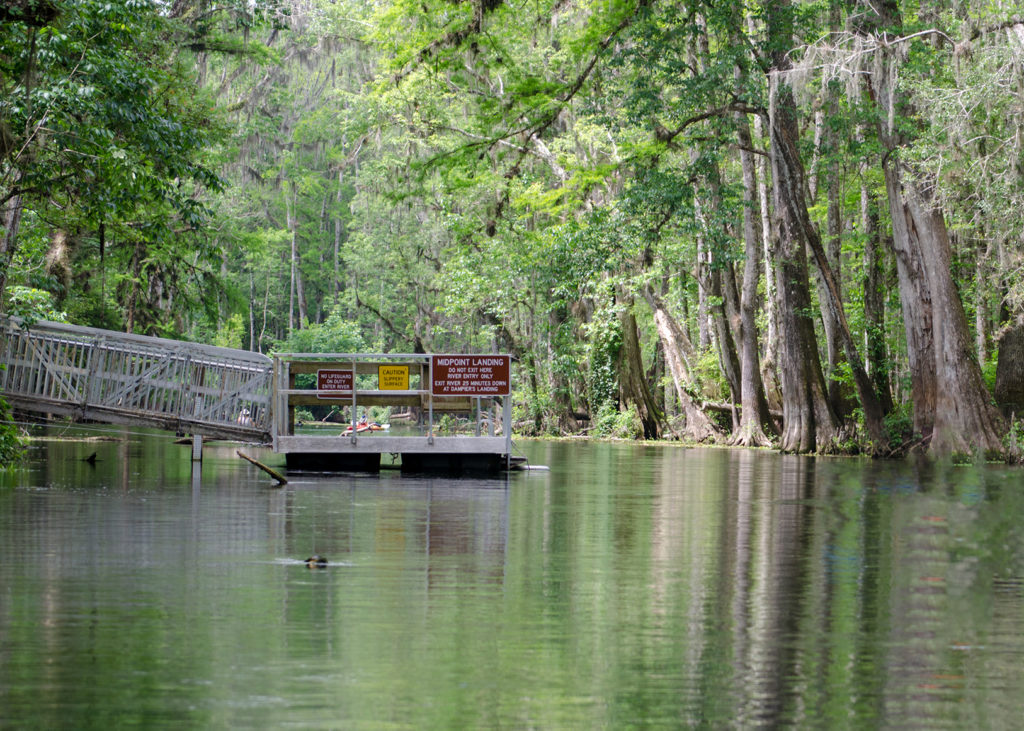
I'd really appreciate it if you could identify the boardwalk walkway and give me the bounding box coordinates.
[1,318,272,442]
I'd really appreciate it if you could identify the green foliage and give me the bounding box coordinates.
[591,400,640,439]
[982,351,998,393]
[63,291,123,331]
[512,357,557,436]
[883,402,916,453]
[0,390,25,467]
[5,286,66,326]
[0,0,236,334]
[584,305,622,418]
[436,414,456,435]
[213,313,246,350]
[694,349,727,402]
[1003,417,1024,464]
[276,305,366,354]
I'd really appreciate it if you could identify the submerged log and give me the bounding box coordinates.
[237,450,288,486]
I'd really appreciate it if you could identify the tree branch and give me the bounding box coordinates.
[355,290,423,351]
[657,102,764,146]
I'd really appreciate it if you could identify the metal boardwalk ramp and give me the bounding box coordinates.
[1,318,272,442]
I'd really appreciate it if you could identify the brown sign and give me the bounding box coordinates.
[431,355,510,396]
[317,369,353,398]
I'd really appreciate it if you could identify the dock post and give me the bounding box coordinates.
[427,356,434,444]
[192,433,203,462]
[350,356,358,444]
[271,355,281,450]
[503,396,512,469]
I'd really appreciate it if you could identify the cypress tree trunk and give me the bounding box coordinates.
[762,0,889,452]
[861,177,894,413]
[0,192,23,309]
[696,236,712,350]
[709,262,742,417]
[856,0,1006,456]
[819,6,850,418]
[770,208,838,452]
[334,169,344,300]
[810,81,846,418]
[733,108,773,446]
[752,112,782,412]
[125,239,144,334]
[804,222,889,450]
[704,157,745,416]
[693,165,742,420]
[765,0,841,453]
[995,320,1024,418]
[643,288,719,442]
[902,184,1005,455]
[524,351,544,435]
[248,271,256,352]
[286,184,296,331]
[617,307,662,439]
[289,182,308,327]
[821,141,847,416]
[882,165,937,437]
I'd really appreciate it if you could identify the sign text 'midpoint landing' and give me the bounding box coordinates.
[431,355,510,396]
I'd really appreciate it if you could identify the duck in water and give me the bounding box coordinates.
[305,555,328,568]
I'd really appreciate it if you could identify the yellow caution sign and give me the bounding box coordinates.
[378,364,409,390]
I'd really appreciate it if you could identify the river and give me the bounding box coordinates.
[2,428,1023,728]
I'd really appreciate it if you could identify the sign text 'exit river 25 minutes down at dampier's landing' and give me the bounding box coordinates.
[431,355,511,397]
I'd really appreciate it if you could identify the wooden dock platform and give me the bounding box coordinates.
[272,353,513,473]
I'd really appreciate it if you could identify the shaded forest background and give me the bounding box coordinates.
[3,0,1024,459]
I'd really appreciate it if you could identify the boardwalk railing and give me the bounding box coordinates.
[1,318,272,442]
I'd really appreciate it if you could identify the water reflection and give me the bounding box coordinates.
[1,431,1023,727]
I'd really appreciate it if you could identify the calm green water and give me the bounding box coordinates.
[2,430,1023,728]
